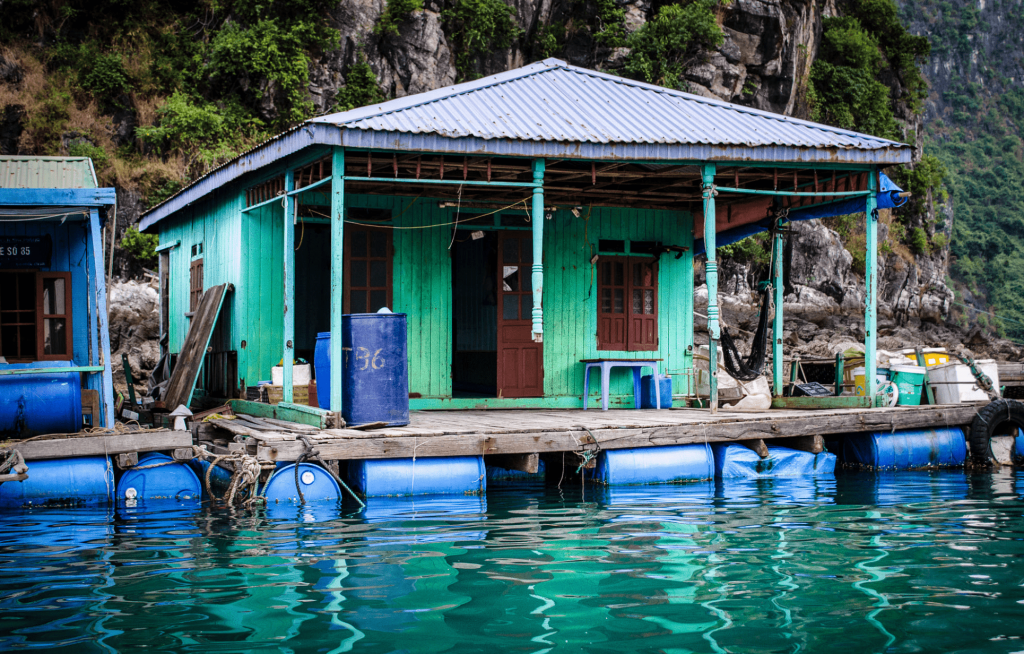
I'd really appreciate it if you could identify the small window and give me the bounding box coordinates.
[190,258,204,312]
[499,213,530,228]
[0,270,72,362]
[348,208,391,223]
[631,241,658,255]
[598,239,625,253]
[345,226,393,313]
[596,257,658,351]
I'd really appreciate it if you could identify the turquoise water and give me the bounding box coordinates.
[1,470,1023,653]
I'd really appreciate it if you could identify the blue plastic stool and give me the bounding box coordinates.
[581,359,661,410]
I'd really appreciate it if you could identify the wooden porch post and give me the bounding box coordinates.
[89,208,114,427]
[701,164,720,413]
[772,212,785,396]
[531,158,545,342]
[330,147,345,412]
[283,168,295,403]
[864,169,879,399]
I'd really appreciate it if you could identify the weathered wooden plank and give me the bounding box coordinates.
[228,399,330,429]
[14,432,192,461]
[256,405,979,461]
[741,439,769,458]
[211,420,292,441]
[486,453,540,474]
[770,396,873,410]
[775,435,824,454]
[163,283,229,410]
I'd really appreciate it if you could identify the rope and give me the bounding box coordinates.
[303,197,532,230]
[0,449,24,475]
[297,436,366,508]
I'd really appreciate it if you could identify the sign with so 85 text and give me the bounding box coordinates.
[0,235,52,268]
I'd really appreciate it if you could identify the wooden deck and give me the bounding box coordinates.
[209,403,984,462]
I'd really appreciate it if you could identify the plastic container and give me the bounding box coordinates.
[347,456,486,496]
[840,427,967,469]
[0,361,82,437]
[263,463,341,503]
[315,313,410,426]
[0,456,113,507]
[927,360,1000,404]
[591,445,713,485]
[116,452,201,502]
[271,364,311,386]
[853,366,889,396]
[640,374,672,409]
[712,444,836,479]
[900,347,949,367]
[891,364,926,406]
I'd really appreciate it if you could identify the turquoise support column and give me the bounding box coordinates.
[772,215,785,397]
[864,170,879,400]
[531,159,545,342]
[283,168,295,403]
[701,164,719,413]
[89,209,114,427]
[330,148,345,413]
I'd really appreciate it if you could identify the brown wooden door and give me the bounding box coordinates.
[496,232,542,398]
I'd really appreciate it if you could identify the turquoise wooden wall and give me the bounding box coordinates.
[158,161,695,406]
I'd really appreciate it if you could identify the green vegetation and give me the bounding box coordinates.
[719,233,771,266]
[443,0,523,81]
[334,58,388,112]
[68,141,109,171]
[376,0,424,37]
[622,0,724,90]
[808,0,930,139]
[121,226,159,267]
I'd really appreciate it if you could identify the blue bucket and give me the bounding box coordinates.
[116,452,201,502]
[314,313,409,426]
[0,361,82,437]
[0,456,113,508]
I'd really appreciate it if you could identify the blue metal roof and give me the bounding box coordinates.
[315,59,909,160]
[141,59,909,230]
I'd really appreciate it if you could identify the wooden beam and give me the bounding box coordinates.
[15,431,191,461]
[486,452,540,474]
[228,399,333,429]
[771,396,873,409]
[254,405,980,461]
[741,439,769,458]
[775,435,824,454]
[0,187,117,206]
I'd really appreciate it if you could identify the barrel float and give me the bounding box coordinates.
[0,361,82,438]
[713,444,836,479]
[487,459,545,483]
[0,456,112,508]
[591,445,714,485]
[839,427,967,469]
[347,456,486,497]
[263,463,341,503]
[116,452,201,502]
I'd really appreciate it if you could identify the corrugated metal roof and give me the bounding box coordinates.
[0,156,97,189]
[142,59,910,230]
[314,59,908,155]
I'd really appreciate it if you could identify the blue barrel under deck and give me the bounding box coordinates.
[0,361,81,438]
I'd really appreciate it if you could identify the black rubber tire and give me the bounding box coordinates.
[967,399,1024,467]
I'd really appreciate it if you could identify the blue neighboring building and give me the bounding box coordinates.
[0,156,115,434]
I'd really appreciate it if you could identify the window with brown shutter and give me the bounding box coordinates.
[0,270,72,362]
[597,257,658,351]
[189,258,204,312]
[344,226,393,313]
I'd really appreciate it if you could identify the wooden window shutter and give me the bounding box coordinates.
[596,259,627,350]
[36,271,73,360]
[627,258,658,351]
[344,226,393,314]
[189,258,204,312]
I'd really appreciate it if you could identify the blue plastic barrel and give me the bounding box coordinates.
[116,452,201,502]
[591,445,714,485]
[314,313,410,426]
[263,463,341,503]
[347,456,486,496]
[840,427,967,469]
[713,444,837,478]
[0,456,113,508]
[0,361,82,437]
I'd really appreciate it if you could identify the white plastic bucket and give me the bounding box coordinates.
[272,364,311,386]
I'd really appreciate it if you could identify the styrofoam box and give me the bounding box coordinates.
[927,360,999,404]
[271,364,311,387]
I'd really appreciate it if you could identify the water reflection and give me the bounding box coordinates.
[1,471,1024,652]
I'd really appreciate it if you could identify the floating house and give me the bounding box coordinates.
[0,156,115,434]
[139,59,909,414]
